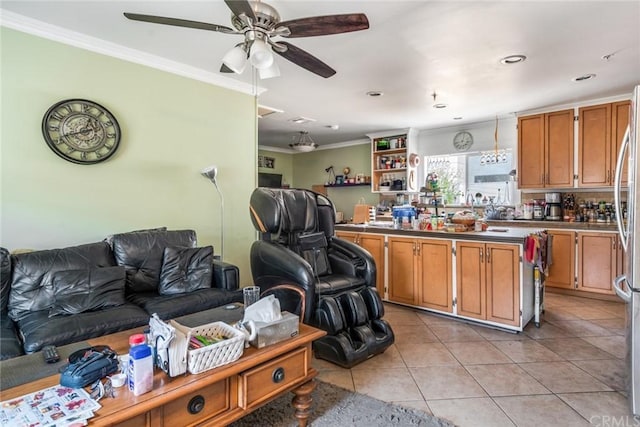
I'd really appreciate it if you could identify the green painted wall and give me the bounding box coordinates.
[0,28,257,284]
[292,143,377,217]
[257,149,293,187]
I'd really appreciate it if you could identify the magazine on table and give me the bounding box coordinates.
[0,384,100,427]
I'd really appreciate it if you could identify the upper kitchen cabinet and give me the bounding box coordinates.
[517,109,574,189]
[368,128,420,193]
[578,100,630,187]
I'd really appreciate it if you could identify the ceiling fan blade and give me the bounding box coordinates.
[275,42,336,78]
[124,13,234,33]
[279,14,369,38]
[224,0,257,22]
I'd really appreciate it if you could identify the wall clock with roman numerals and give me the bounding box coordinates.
[42,99,121,164]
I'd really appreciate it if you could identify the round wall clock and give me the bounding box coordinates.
[453,131,474,151]
[42,99,121,164]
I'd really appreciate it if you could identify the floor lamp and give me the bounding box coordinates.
[201,165,224,260]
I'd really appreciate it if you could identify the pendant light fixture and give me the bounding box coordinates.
[289,131,318,152]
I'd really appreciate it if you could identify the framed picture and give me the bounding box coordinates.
[258,156,275,169]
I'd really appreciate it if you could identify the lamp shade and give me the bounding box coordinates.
[222,45,247,74]
[249,39,274,69]
[201,165,218,181]
[259,59,280,79]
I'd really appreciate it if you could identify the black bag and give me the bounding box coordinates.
[60,346,119,388]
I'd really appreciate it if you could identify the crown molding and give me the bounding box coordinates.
[0,9,265,96]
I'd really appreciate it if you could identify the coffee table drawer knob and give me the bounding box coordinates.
[188,395,205,414]
[272,367,285,383]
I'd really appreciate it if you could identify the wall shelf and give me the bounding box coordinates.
[324,183,370,188]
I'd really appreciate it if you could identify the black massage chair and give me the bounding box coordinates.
[249,187,394,368]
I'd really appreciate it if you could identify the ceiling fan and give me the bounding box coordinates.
[124,0,369,79]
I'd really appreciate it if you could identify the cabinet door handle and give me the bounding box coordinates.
[412,242,416,255]
[486,248,491,263]
[607,170,611,183]
[479,248,484,263]
[613,237,616,250]
[416,243,421,256]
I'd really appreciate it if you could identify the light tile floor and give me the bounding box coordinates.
[312,292,635,426]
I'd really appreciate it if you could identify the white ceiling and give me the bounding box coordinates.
[2,1,639,151]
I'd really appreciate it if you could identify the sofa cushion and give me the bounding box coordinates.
[1,247,11,313]
[16,304,150,354]
[49,266,127,317]
[158,246,213,295]
[7,242,116,321]
[0,313,24,360]
[110,230,197,293]
[128,288,242,320]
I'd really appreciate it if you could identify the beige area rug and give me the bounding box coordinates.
[230,380,456,427]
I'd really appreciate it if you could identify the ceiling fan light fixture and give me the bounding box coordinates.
[249,38,274,69]
[259,59,280,79]
[222,45,248,74]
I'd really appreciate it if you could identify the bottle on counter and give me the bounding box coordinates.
[128,334,154,396]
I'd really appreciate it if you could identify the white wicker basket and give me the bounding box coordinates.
[172,321,245,374]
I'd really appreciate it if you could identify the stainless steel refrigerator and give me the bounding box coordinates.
[613,84,640,417]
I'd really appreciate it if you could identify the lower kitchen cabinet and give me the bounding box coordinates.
[576,232,621,295]
[335,231,385,296]
[456,242,520,327]
[545,230,576,290]
[387,236,453,312]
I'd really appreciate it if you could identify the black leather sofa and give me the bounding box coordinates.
[249,188,394,368]
[0,228,241,360]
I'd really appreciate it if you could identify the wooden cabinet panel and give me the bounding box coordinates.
[358,234,386,296]
[545,230,576,289]
[545,109,575,187]
[456,242,486,319]
[335,231,385,296]
[388,237,417,305]
[577,232,617,294]
[417,239,453,312]
[518,114,545,188]
[486,244,520,326]
[579,103,612,187]
[518,109,573,189]
[456,242,519,326]
[612,100,631,186]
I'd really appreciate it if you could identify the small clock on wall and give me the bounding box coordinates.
[453,131,474,151]
[42,99,121,164]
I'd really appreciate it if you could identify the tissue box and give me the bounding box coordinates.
[249,312,300,348]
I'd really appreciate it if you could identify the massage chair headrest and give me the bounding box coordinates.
[250,188,318,234]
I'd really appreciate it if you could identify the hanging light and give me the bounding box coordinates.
[259,59,280,79]
[289,131,318,152]
[222,44,248,74]
[249,38,274,69]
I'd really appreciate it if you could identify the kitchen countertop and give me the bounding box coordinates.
[484,219,619,231]
[335,223,545,244]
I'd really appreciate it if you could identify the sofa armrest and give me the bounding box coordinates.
[212,260,239,291]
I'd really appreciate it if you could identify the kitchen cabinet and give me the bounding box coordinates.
[578,100,630,187]
[456,242,520,326]
[335,231,385,296]
[387,236,453,312]
[517,109,574,189]
[576,232,623,295]
[367,128,420,193]
[545,230,576,290]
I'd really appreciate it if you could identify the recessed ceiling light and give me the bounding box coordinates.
[453,117,463,120]
[326,124,340,130]
[366,91,384,97]
[500,55,527,65]
[572,73,596,82]
[289,116,316,124]
[433,103,448,109]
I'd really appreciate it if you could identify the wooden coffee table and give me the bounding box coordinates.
[1,323,325,427]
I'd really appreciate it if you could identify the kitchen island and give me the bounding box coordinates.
[335,223,546,332]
